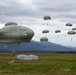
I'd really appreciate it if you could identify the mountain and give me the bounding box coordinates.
[0,41,74,52]
[68,46,76,50]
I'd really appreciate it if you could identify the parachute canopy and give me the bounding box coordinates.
[5,22,17,26]
[42,30,49,33]
[40,37,48,42]
[72,28,76,30]
[44,16,51,20]
[0,24,34,44]
[67,31,75,35]
[55,30,61,33]
[66,23,72,26]
[16,54,38,60]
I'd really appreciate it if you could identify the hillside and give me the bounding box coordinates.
[0,41,73,52]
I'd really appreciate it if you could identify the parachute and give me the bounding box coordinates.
[44,16,51,25]
[42,30,49,33]
[55,30,61,37]
[55,30,61,33]
[72,28,76,30]
[5,22,17,26]
[40,37,48,42]
[67,31,75,35]
[67,31,75,41]
[0,23,34,44]
[66,23,72,26]
[44,16,51,20]
[16,54,38,60]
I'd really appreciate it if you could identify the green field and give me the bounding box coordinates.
[0,53,76,75]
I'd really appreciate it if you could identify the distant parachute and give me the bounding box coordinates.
[66,23,72,27]
[40,37,48,42]
[44,16,51,20]
[44,16,51,25]
[72,28,76,30]
[55,30,61,37]
[55,30,61,33]
[42,30,49,33]
[67,31,75,35]
[5,22,17,26]
[67,31,76,41]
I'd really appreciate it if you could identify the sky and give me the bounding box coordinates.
[0,0,76,46]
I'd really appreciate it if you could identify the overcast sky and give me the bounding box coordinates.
[0,0,76,46]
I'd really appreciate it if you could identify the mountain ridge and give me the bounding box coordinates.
[0,41,74,52]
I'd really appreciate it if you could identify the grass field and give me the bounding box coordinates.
[0,52,76,75]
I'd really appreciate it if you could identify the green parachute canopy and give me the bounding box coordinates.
[44,16,51,20]
[67,31,75,35]
[66,23,72,26]
[0,24,34,44]
[40,37,48,42]
[72,28,76,30]
[42,30,49,33]
[55,30,61,33]
[5,22,17,26]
